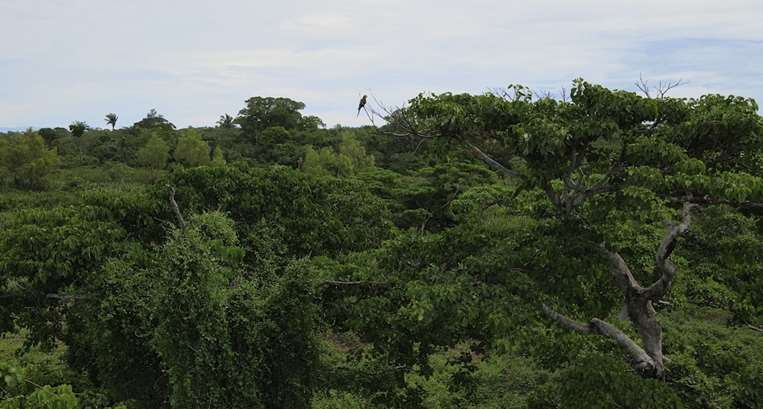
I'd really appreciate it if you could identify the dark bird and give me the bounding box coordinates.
[357,95,367,117]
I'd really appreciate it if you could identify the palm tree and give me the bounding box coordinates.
[105,113,118,130]
[217,114,235,129]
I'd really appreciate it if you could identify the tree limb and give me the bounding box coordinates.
[46,293,93,301]
[466,142,524,179]
[542,304,656,371]
[541,304,592,333]
[542,181,562,210]
[167,185,186,229]
[600,246,644,292]
[644,203,696,300]
[320,280,391,288]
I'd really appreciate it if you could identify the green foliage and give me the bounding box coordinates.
[303,134,375,178]
[132,109,175,131]
[303,146,352,177]
[173,129,211,167]
[64,256,166,408]
[37,128,71,145]
[167,164,392,257]
[68,121,89,138]
[0,131,59,190]
[0,385,79,409]
[550,353,683,409]
[404,342,551,409]
[1,85,762,409]
[152,217,319,409]
[0,205,127,346]
[311,391,375,409]
[216,113,235,129]
[211,146,226,166]
[135,134,170,169]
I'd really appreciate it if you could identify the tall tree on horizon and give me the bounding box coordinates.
[68,121,88,137]
[105,113,118,130]
[217,113,235,128]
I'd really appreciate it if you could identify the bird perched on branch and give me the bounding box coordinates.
[357,95,367,117]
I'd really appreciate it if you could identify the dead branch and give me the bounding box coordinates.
[167,185,186,229]
[656,79,684,99]
[635,73,684,99]
[533,89,555,101]
[635,73,652,99]
[560,87,569,103]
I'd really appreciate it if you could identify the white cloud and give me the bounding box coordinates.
[0,0,761,128]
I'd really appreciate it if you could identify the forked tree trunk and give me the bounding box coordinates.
[543,203,696,378]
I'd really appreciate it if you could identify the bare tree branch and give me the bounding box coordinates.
[167,185,186,229]
[532,89,555,101]
[600,246,644,292]
[541,304,592,333]
[635,73,652,99]
[466,142,523,179]
[542,304,656,371]
[320,280,391,288]
[644,203,696,300]
[656,79,684,99]
[46,293,93,301]
[635,74,684,100]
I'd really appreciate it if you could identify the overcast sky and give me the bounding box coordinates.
[1,0,762,130]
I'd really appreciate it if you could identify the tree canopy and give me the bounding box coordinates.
[1,82,762,409]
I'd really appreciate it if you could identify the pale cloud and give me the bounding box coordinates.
[283,14,353,34]
[0,0,761,129]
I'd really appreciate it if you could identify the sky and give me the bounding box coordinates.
[1,0,762,130]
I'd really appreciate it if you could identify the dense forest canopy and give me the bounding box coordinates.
[1,80,762,409]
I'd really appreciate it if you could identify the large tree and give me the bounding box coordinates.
[378,79,763,377]
[132,108,175,131]
[68,121,88,138]
[235,97,322,134]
